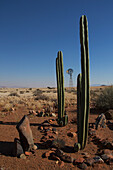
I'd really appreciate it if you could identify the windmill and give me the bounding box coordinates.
[66,68,73,87]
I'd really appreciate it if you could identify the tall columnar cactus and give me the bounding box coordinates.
[75,15,90,150]
[56,51,68,126]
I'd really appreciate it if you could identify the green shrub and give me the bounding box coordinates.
[94,86,113,110]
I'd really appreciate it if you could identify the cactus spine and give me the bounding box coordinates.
[76,15,90,150]
[56,51,68,126]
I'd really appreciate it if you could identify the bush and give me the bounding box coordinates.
[20,91,24,94]
[35,94,49,101]
[94,86,113,110]
[33,89,43,96]
[9,92,20,97]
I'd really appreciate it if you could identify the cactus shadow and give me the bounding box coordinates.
[0,141,14,157]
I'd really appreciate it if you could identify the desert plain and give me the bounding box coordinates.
[0,86,113,170]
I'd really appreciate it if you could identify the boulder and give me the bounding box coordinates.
[95,113,106,129]
[16,115,34,152]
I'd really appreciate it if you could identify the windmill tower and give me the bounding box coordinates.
[66,68,73,87]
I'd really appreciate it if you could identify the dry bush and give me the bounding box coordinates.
[35,94,49,101]
[94,86,113,110]
[8,92,20,97]
[20,91,25,94]
[33,89,43,96]
[2,103,13,112]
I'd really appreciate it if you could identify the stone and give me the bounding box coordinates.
[49,153,60,161]
[95,113,106,130]
[105,109,113,120]
[67,132,77,138]
[57,160,64,167]
[32,144,37,150]
[93,156,104,164]
[51,113,56,117]
[81,152,90,158]
[60,154,74,163]
[13,138,24,157]
[88,129,96,136]
[103,149,113,155]
[77,162,87,169]
[55,149,64,157]
[44,151,54,158]
[52,139,65,149]
[29,110,37,116]
[20,153,26,159]
[16,115,34,152]
[38,126,44,131]
[25,151,32,156]
[74,157,85,164]
[85,158,95,166]
[101,154,109,161]
[38,111,45,117]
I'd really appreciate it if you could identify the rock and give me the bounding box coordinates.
[93,156,104,164]
[60,154,74,163]
[57,160,64,167]
[38,111,45,117]
[16,115,34,152]
[74,157,85,164]
[38,126,44,131]
[13,138,24,157]
[88,129,96,136]
[105,109,113,120]
[25,151,32,156]
[103,149,113,155]
[51,113,56,117]
[77,163,87,169]
[67,132,77,138]
[81,152,90,158]
[101,154,109,161]
[29,110,37,116]
[55,149,64,157]
[44,151,54,158]
[32,144,37,150]
[95,113,106,129]
[49,153,60,161]
[52,139,65,149]
[85,158,95,166]
[20,153,26,159]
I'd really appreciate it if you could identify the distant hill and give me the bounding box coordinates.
[91,84,106,87]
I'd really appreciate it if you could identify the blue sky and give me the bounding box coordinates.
[0,0,113,88]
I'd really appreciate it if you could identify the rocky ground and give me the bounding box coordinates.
[0,87,113,170]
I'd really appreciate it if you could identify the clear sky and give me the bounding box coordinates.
[0,0,113,88]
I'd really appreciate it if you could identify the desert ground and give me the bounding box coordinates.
[0,86,113,170]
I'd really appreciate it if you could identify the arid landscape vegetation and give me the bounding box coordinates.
[0,86,113,170]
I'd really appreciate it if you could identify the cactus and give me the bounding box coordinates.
[75,15,90,150]
[56,51,68,126]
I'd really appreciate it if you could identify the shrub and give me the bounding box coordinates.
[33,89,43,96]
[8,92,20,97]
[94,86,113,110]
[20,91,24,94]
[35,94,49,101]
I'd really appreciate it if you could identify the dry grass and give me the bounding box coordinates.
[0,86,108,113]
